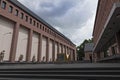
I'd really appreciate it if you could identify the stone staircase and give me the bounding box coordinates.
[0,63,120,80]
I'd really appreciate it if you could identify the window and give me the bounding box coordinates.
[1,1,6,9]
[25,16,28,22]
[20,13,24,19]
[30,18,32,24]
[8,6,13,13]
[45,28,47,32]
[15,9,18,16]
[37,23,39,27]
[43,26,44,30]
[40,24,41,29]
[33,20,36,26]
[0,0,1,5]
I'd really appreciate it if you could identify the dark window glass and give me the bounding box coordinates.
[1,1,6,9]
[33,21,36,26]
[40,24,41,29]
[15,9,18,16]
[30,18,32,24]
[8,6,13,13]
[20,13,24,19]
[0,0,1,6]
[43,26,44,30]
[37,23,39,27]
[25,16,28,22]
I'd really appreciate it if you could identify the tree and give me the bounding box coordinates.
[77,38,93,61]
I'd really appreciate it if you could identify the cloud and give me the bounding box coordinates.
[18,0,98,46]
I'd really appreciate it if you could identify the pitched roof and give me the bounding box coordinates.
[84,43,94,52]
[9,0,75,46]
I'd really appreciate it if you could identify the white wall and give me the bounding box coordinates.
[59,44,62,54]
[41,37,47,62]
[16,27,28,61]
[31,33,39,61]
[55,43,58,61]
[0,17,14,61]
[63,46,65,53]
[49,40,53,62]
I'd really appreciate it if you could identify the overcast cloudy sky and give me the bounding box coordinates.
[18,0,98,46]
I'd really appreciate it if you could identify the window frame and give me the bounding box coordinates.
[15,9,19,16]
[1,1,6,9]
[25,15,28,22]
[8,6,13,13]
[30,18,32,24]
[20,12,24,19]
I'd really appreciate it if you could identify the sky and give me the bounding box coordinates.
[18,0,98,46]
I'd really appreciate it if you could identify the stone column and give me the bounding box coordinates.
[115,32,120,54]
[38,34,42,62]
[10,22,19,62]
[65,46,66,54]
[74,49,77,61]
[46,37,49,62]
[26,29,33,62]
[53,40,55,61]
[57,42,60,54]
[61,44,63,53]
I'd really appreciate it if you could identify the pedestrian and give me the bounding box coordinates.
[0,50,5,62]
[90,55,92,63]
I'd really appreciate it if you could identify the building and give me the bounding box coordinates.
[0,0,76,62]
[84,43,94,62]
[93,0,120,62]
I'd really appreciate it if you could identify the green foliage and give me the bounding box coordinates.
[77,38,93,61]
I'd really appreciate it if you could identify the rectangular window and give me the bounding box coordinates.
[25,16,28,22]
[8,6,13,13]
[33,21,36,26]
[37,23,39,27]
[0,0,1,5]
[20,13,24,19]
[15,9,18,16]
[30,18,32,24]
[40,24,41,29]
[43,26,44,31]
[1,1,6,9]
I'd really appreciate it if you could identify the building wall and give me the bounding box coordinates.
[31,32,39,61]
[16,26,28,61]
[41,37,47,62]
[48,40,53,62]
[85,52,92,60]
[0,16,14,61]
[93,0,120,46]
[54,42,58,61]
[0,0,76,62]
